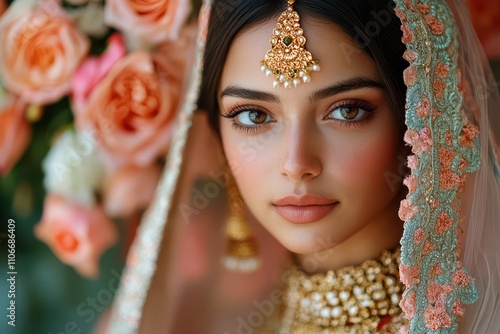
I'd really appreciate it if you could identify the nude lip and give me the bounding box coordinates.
[273,195,338,224]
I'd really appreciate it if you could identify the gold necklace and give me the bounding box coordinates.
[278,248,406,334]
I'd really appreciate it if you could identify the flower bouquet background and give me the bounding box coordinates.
[0,0,498,333]
[0,0,201,333]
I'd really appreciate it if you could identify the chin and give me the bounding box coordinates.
[274,224,340,256]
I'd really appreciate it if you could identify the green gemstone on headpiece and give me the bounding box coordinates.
[283,36,292,46]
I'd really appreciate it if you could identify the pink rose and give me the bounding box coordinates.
[398,198,418,221]
[0,0,89,104]
[103,164,162,218]
[104,0,191,47]
[0,97,30,175]
[35,194,117,278]
[72,33,126,116]
[75,51,181,167]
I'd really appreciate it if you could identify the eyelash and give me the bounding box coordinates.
[221,105,274,134]
[221,100,378,133]
[324,99,378,128]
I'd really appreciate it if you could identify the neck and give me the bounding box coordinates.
[295,188,405,274]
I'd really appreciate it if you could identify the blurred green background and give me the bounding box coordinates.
[0,96,125,334]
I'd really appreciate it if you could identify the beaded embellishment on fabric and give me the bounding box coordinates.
[393,0,481,332]
[278,248,406,334]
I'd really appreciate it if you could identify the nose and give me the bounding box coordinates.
[279,121,322,182]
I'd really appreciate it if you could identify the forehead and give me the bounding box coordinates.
[220,17,383,96]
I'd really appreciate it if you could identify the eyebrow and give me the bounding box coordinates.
[220,76,385,105]
[309,77,385,103]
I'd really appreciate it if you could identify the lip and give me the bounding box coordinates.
[273,195,338,224]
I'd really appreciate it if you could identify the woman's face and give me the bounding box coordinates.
[219,18,406,262]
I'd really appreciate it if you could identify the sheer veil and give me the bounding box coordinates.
[448,1,500,332]
[105,0,500,333]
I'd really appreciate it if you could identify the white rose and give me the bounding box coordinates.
[42,129,106,205]
[68,0,109,38]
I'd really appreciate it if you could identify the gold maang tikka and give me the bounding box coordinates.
[260,0,320,88]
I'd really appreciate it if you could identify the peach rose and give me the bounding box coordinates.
[72,33,126,116]
[75,51,181,167]
[0,96,30,176]
[0,0,89,104]
[35,194,118,278]
[103,164,162,218]
[104,0,191,47]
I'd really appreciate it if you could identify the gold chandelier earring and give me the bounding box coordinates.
[222,170,260,272]
[260,0,320,88]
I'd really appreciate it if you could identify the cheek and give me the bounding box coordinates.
[334,126,403,207]
[220,122,270,201]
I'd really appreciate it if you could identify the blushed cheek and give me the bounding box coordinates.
[335,132,403,204]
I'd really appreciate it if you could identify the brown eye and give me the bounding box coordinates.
[328,105,368,121]
[340,107,360,120]
[236,110,272,126]
[249,111,268,124]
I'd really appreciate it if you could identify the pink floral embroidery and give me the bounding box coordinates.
[399,198,418,221]
[434,79,447,99]
[435,62,450,78]
[400,290,417,319]
[422,240,435,255]
[407,155,418,170]
[440,167,461,189]
[416,96,430,118]
[424,300,452,330]
[460,123,479,147]
[404,65,418,86]
[452,269,472,287]
[400,263,421,286]
[418,3,430,15]
[401,24,414,43]
[439,148,455,165]
[431,108,441,121]
[436,212,453,234]
[404,174,418,194]
[427,282,453,303]
[429,263,445,278]
[395,7,408,22]
[404,127,433,153]
[445,130,453,146]
[403,49,417,62]
[413,227,425,244]
[425,15,445,35]
[452,301,465,317]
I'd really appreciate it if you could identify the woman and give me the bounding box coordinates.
[106,0,500,333]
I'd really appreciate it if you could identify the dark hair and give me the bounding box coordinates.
[199,0,408,133]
